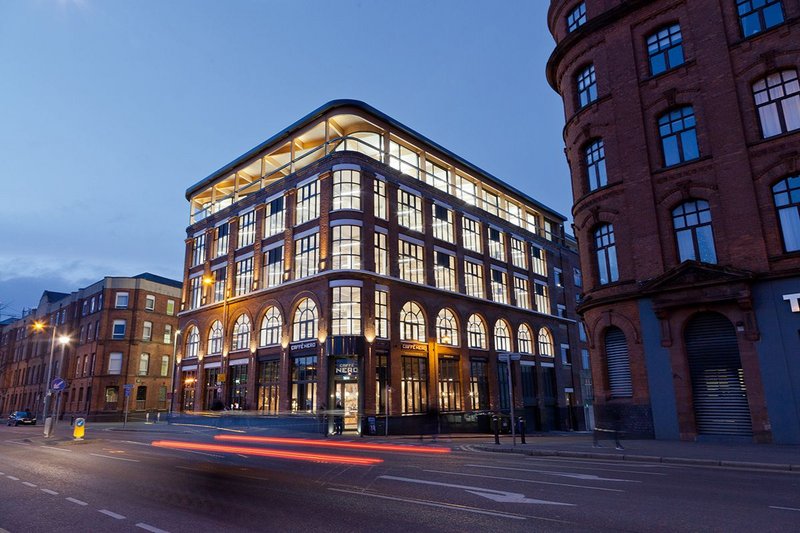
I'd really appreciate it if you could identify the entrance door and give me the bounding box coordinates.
[335,382,359,431]
[685,312,752,436]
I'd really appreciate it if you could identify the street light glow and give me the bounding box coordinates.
[58,335,70,345]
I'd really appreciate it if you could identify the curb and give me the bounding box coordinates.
[473,445,799,472]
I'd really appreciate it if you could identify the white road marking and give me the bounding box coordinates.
[328,488,530,520]
[6,476,19,481]
[468,464,641,483]
[169,423,245,433]
[136,522,170,533]
[770,506,800,512]
[122,440,153,447]
[528,457,672,473]
[379,475,574,506]
[22,481,37,487]
[89,453,140,463]
[40,445,73,453]
[41,489,59,495]
[66,497,88,506]
[4,440,30,446]
[99,509,126,519]
[424,469,624,492]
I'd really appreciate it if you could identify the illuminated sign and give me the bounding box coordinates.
[335,360,359,378]
[783,293,800,313]
[400,342,427,352]
[290,341,318,351]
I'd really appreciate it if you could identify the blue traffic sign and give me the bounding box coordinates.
[123,384,134,397]
[51,377,67,391]
[75,418,85,427]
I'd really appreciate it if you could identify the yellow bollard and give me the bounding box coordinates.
[73,418,85,440]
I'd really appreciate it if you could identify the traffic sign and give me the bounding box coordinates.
[73,417,85,440]
[123,384,134,397]
[52,377,67,391]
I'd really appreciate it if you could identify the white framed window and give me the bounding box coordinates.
[212,268,226,302]
[145,295,155,311]
[462,217,482,253]
[434,251,457,292]
[464,260,485,298]
[535,282,550,314]
[494,319,511,352]
[455,174,478,205]
[374,179,387,220]
[425,158,450,193]
[332,169,361,211]
[482,190,500,216]
[375,289,389,339]
[399,239,425,284]
[264,245,284,288]
[432,204,454,243]
[164,324,173,344]
[293,298,318,341]
[490,269,508,304]
[215,223,230,258]
[510,238,527,269]
[374,231,388,275]
[185,327,199,358]
[108,352,123,375]
[332,225,362,270]
[296,179,320,225]
[513,275,530,309]
[399,301,426,342]
[189,276,203,309]
[208,320,223,354]
[166,299,175,316]
[531,246,547,276]
[538,328,554,357]
[232,314,251,351]
[264,196,285,238]
[488,227,505,261]
[294,232,320,279]
[332,286,362,335]
[192,234,207,266]
[398,189,423,233]
[115,292,129,309]
[138,353,150,376]
[235,256,254,296]
[112,320,126,339]
[238,210,256,248]
[142,321,152,341]
[388,140,420,179]
[436,308,459,346]
[160,355,170,377]
[518,324,533,354]
[260,307,282,347]
[467,314,487,349]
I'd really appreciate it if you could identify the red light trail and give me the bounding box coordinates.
[214,435,451,454]
[150,440,383,465]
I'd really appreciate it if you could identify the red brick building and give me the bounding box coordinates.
[0,274,181,422]
[177,100,590,435]
[547,0,800,442]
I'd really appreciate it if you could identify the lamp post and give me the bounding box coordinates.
[34,321,69,438]
[169,329,182,416]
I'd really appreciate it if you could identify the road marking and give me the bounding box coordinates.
[169,423,246,433]
[770,506,800,512]
[122,440,153,447]
[136,522,170,533]
[90,453,140,463]
[6,476,19,481]
[22,481,37,487]
[40,445,73,453]
[424,469,624,492]
[468,464,641,483]
[4,440,31,446]
[328,488,530,521]
[41,489,59,495]
[528,457,672,473]
[379,475,574,506]
[66,497,88,506]
[99,509,126,519]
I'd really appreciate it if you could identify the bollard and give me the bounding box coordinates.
[156,412,160,424]
[493,415,500,445]
[73,418,85,440]
[518,416,526,445]
[145,412,151,424]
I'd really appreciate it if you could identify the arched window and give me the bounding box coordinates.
[605,326,632,398]
[185,326,199,358]
[594,224,619,285]
[259,306,282,347]
[232,315,251,351]
[538,328,554,357]
[207,321,223,355]
[436,308,458,346]
[292,298,318,342]
[494,320,511,352]
[658,106,699,166]
[576,64,597,108]
[518,324,533,354]
[673,200,717,263]
[400,302,426,342]
[467,314,487,350]
[585,139,607,191]
[753,70,800,138]
[773,175,800,252]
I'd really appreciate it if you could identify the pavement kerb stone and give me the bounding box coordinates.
[622,454,663,463]
[718,460,792,471]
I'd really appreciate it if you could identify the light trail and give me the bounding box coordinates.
[150,440,383,465]
[214,435,451,454]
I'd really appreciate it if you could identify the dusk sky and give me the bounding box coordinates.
[0,0,570,318]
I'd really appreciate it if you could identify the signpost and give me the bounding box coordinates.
[123,384,133,428]
[51,378,67,431]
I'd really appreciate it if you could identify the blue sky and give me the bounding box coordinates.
[0,0,569,317]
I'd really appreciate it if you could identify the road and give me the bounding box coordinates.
[1,423,798,532]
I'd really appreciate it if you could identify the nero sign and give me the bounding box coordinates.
[783,293,800,313]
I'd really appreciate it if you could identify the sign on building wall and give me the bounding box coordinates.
[783,293,800,313]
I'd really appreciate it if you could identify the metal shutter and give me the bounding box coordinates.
[685,313,752,436]
[605,327,633,398]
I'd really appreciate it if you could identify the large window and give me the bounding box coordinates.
[259,307,282,347]
[296,179,320,225]
[753,70,800,138]
[659,106,699,166]
[399,239,425,284]
[510,237,527,270]
[737,0,784,37]
[208,320,223,355]
[469,359,489,410]
[215,223,230,258]
[436,308,459,346]
[434,251,457,292]
[294,232,319,279]
[462,217,482,253]
[192,234,206,266]
[467,314,487,350]
[398,190,423,232]
[401,356,428,414]
[234,257,254,296]
[773,175,800,252]
[577,64,597,108]
[258,360,280,414]
[455,174,478,205]
[374,179,387,220]
[138,353,150,376]
[531,246,547,276]
[432,204,454,243]
[263,245,284,288]
[464,260,485,298]
[488,228,505,261]
[494,319,511,352]
[389,140,420,179]
[108,352,123,375]
[605,327,633,398]
[567,2,586,32]
[332,169,361,211]
[232,314,251,352]
[332,225,361,270]
[518,324,533,354]
[534,282,550,314]
[438,358,462,412]
[264,196,285,238]
[291,356,317,413]
[647,24,684,76]
[374,231,388,275]
[513,275,530,309]
[212,268,226,302]
[375,289,389,339]
[400,301,426,342]
[482,190,500,217]
[293,298,318,341]
[426,159,450,193]
[490,269,508,305]
[594,224,619,285]
[585,139,607,191]
[673,200,717,263]
[185,327,199,358]
[238,211,256,248]
[112,320,126,340]
[332,286,362,336]
[538,328,554,357]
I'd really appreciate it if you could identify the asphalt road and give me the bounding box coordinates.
[1,424,798,532]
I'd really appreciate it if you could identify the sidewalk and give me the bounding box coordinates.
[468,432,800,472]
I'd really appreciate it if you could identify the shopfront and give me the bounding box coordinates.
[181,366,197,411]
[328,336,364,433]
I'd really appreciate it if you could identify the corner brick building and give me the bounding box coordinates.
[177,100,590,435]
[547,0,800,442]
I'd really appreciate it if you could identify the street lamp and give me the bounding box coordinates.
[169,329,182,416]
[33,321,70,438]
[498,352,521,446]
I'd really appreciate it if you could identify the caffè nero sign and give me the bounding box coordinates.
[290,340,318,352]
[783,293,800,313]
[400,341,427,352]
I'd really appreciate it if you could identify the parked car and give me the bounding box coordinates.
[7,411,36,426]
